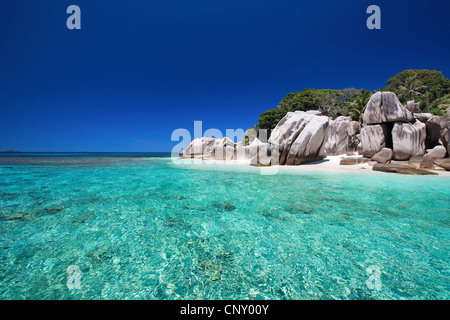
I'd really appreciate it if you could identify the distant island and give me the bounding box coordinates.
[0,150,20,153]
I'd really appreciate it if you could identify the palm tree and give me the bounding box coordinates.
[398,75,427,102]
[350,90,372,123]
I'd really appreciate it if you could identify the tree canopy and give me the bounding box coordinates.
[383,69,450,115]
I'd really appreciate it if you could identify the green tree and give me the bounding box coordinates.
[255,107,289,135]
[384,69,450,112]
[344,89,372,123]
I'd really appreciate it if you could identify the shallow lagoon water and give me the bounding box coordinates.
[0,155,449,299]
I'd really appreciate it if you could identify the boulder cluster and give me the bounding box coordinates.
[359,91,449,170]
[181,91,450,171]
[182,110,361,166]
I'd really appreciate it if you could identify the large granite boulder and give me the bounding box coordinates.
[363,92,414,125]
[433,158,450,171]
[426,146,447,159]
[325,116,361,156]
[214,137,236,160]
[420,154,435,169]
[340,157,371,165]
[235,145,250,160]
[360,124,389,158]
[269,111,311,165]
[183,137,216,158]
[284,115,329,165]
[392,121,426,160]
[426,116,447,147]
[406,100,420,113]
[445,128,450,156]
[373,164,437,175]
[268,112,330,165]
[408,155,423,168]
[371,148,393,164]
[414,113,433,123]
[249,137,271,166]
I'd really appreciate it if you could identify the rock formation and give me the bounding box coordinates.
[214,137,236,160]
[392,121,426,160]
[363,92,414,125]
[359,91,442,163]
[360,124,388,158]
[268,111,329,165]
[324,116,361,156]
[183,137,216,158]
[372,164,437,175]
[268,111,312,165]
[406,100,420,113]
[426,146,447,159]
[414,113,433,123]
[248,138,271,166]
[340,157,370,165]
[433,158,450,171]
[426,116,447,148]
[181,93,449,173]
[420,154,435,169]
[371,148,393,164]
[283,114,329,165]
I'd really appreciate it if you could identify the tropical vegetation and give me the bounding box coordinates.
[245,69,450,142]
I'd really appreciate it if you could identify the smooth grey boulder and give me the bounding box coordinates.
[443,128,450,156]
[392,121,426,160]
[363,92,414,125]
[446,107,450,153]
[213,137,236,160]
[414,113,433,123]
[406,100,420,113]
[269,111,311,165]
[249,137,271,166]
[408,155,423,168]
[285,115,329,165]
[420,154,435,169]
[426,146,447,159]
[325,116,361,156]
[360,124,388,158]
[433,158,450,171]
[340,157,370,165]
[371,148,393,164]
[183,137,216,158]
[372,164,437,175]
[426,116,447,147]
[235,145,250,160]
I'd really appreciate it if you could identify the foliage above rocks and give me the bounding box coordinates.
[250,69,450,139]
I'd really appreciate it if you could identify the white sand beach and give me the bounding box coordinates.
[174,155,450,176]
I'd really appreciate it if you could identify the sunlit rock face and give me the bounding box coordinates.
[269,111,329,166]
[360,124,389,158]
[183,137,216,158]
[363,91,414,125]
[392,121,426,161]
[325,116,361,156]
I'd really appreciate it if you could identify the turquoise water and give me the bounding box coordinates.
[0,155,449,300]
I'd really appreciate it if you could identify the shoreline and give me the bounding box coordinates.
[174,155,450,176]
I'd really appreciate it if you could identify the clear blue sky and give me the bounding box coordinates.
[1,0,449,152]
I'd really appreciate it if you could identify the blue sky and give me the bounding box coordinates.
[1,0,449,152]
